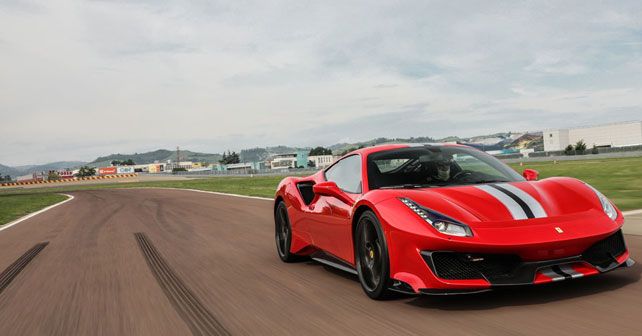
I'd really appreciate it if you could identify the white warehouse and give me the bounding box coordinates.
[543,121,642,152]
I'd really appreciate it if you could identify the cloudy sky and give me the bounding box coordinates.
[1,1,641,165]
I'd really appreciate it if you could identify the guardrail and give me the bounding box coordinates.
[0,174,138,187]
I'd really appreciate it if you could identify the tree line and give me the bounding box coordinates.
[111,159,135,166]
[564,140,599,155]
[219,151,240,164]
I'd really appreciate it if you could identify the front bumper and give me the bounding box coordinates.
[394,230,634,295]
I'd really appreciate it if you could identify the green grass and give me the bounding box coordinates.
[508,156,642,211]
[0,193,68,225]
[0,176,285,198]
[0,156,640,226]
[115,176,287,198]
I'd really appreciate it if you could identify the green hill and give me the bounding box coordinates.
[90,149,222,167]
[0,164,21,178]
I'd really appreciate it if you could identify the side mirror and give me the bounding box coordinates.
[313,181,355,206]
[522,169,539,181]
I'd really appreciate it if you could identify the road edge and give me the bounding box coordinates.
[127,187,273,201]
[0,194,75,232]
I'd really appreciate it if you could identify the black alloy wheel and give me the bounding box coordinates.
[275,201,302,262]
[355,210,392,299]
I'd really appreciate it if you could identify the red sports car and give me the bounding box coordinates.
[273,144,634,299]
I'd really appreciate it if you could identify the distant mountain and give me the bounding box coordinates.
[89,149,222,167]
[0,164,21,178]
[0,161,86,177]
[3,132,545,175]
[240,146,306,162]
[16,161,87,172]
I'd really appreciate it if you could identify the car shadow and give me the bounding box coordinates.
[306,259,642,309]
[407,263,641,310]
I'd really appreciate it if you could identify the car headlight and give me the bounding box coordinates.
[585,184,618,221]
[399,198,473,237]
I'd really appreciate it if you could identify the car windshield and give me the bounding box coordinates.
[367,145,524,190]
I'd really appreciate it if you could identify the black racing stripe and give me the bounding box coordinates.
[551,265,572,280]
[489,184,535,218]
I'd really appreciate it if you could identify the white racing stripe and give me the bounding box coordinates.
[475,185,529,220]
[496,183,548,218]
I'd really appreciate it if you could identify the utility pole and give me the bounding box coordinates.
[176,146,181,169]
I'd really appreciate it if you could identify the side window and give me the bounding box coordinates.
[325,155,362,193]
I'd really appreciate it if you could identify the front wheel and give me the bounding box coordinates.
[275,201,303,262]
[355,210,392,299]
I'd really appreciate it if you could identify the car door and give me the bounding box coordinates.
[314,155,362,263]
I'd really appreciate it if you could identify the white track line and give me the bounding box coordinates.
[178,188,272,201]
[623,209,642,216]
[128,187,273,201]
[0,194,75,232]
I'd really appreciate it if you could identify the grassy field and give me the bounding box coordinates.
[508,157,642,212]
[0,176,285,198]
[0,193,68,225]
[0,156,640,225]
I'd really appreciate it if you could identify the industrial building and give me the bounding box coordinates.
[224,162,267,172]
[308,155,337,169]
[543,121,642,152]
[270,150,309,170]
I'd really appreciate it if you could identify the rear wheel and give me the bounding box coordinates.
[275,201,303,262]
[355,211,392,299]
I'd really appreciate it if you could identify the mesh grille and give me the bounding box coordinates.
[428,253,521,280]
[583,230,626,268]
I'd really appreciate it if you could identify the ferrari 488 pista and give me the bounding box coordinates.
[274,144,634,299]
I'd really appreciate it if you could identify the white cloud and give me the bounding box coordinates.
[1,0,641,165]
[525,52,588,75]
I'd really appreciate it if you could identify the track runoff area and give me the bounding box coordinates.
[0,188,640,335]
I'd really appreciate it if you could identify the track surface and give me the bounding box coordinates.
[0,189,640,335]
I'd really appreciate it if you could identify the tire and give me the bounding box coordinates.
[355,210,392,300]
[274,201,304,262]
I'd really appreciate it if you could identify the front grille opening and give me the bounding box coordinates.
[583,230,626,269]
[426,252,521,281]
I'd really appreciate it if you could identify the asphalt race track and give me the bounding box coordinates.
[0,189,640,335]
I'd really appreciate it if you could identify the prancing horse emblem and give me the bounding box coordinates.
[555,227,564,233]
